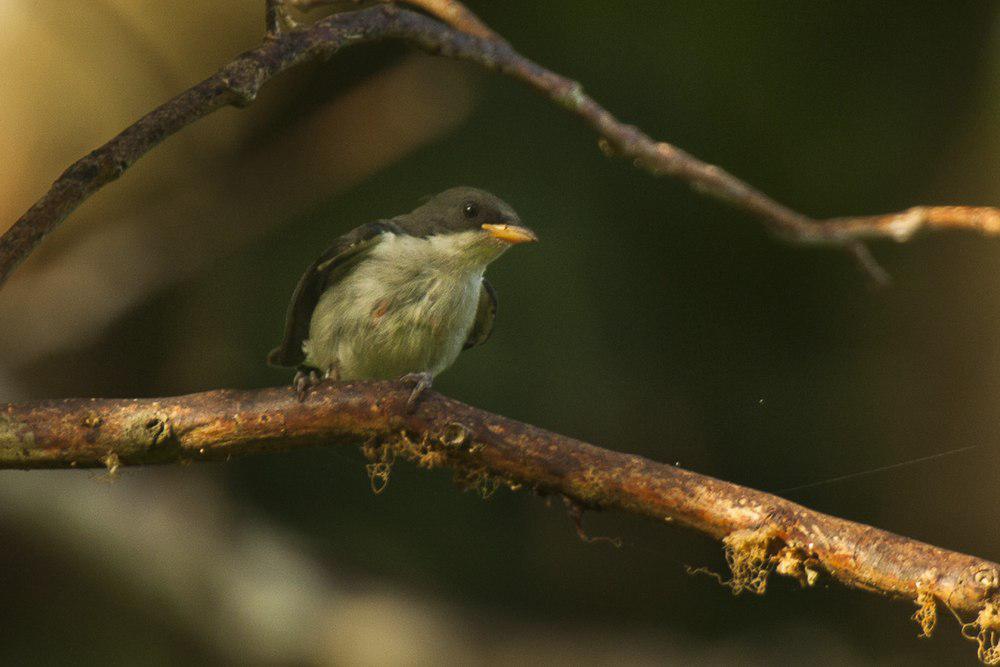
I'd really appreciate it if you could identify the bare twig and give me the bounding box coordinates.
[289,0,501,40]
[4,5,1000,287]
[265,0,282,34]
[265,0,298,35]
[1,381,997,660]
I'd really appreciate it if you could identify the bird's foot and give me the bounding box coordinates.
[399,371,433,413]
[293,368,323,402]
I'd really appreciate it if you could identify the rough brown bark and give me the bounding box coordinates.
[1,381,998,661]
[4,5,1000,287]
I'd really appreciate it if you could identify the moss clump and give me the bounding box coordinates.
[360,428,515,501]
[911,588,937,639]
[722,527,780,595]
[101,451,121,479]
[775,545,821,588]
[688,526,781,596]
[454,467,501,500]
[962,599,1000,664]
[361,439,395,495]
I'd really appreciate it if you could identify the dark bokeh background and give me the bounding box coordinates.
[2,1,999,664]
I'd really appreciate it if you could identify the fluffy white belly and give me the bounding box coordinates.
[302,235,485,380]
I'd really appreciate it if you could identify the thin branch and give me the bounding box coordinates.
[1,381,998,659]
[3,5,1000,287]
[267,0,303,35]
[265,0,283,35]
[289,0,501,41]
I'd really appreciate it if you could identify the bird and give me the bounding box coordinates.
[268,186,538,408]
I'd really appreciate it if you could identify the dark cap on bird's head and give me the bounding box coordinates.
[394,186,538,244]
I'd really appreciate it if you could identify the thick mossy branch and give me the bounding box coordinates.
[1,380,998,653]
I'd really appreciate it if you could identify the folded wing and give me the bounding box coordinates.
[268,220,401,368]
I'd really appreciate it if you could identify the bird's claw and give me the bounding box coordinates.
[293,368,322,402]
[400,372,433,413]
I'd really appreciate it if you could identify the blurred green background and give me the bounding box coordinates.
[2,1,999,664]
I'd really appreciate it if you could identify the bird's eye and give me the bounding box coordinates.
[462,201,479,219]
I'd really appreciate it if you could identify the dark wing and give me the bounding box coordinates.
[268,220,400,368]
[463,278,498,350]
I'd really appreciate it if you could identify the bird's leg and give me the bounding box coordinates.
[399,371,433,413]
[293,367,323,402]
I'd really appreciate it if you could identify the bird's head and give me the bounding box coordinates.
[397,187,537,266]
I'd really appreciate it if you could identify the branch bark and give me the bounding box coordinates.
[1,381,998,660]
[289,0,501,40]
[3,4,1000,287]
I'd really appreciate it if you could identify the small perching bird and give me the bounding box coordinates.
[269,187,538,407]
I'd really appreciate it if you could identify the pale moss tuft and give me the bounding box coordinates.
[101,451,121,480]
[912,588,937,638]
[688,526,780,596]
[962,599,1000,664]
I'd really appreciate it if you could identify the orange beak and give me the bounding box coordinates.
[481,223,539,244]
